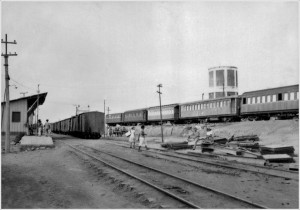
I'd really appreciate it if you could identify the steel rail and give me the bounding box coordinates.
[76,143,268,209]
[64,142,201,209]
[104,140,298,180]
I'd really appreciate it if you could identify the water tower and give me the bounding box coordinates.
[208,66,238,99]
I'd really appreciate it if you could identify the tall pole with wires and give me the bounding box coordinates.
[104,99,106,137]
[36,84,40,136]
[157,84,164,143]
[1,34,17,153]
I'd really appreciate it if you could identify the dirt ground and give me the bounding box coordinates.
[136,119,299,154]
[1,142,146,209]
[1,120,299,208]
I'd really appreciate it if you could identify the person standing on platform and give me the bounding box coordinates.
[129,127,136,148]
[44,119,50,136]
[138,125,148,152]
[37,119,43,136]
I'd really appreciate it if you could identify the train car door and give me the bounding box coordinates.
[230,98,236,114]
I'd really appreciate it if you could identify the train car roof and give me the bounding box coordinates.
[106,112,123,116]
[242,84,299,96]
[147,103,179,110]
[179,95,239,106]
[124,108,147,113]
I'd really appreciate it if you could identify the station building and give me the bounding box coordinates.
[1,92,47,136]
[208,66,238,99]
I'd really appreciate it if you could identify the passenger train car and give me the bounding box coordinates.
[52,84,298,139]
[148,104,179,123]
[123,108,147,125]
[241,85,299,120]
[106,113,123,126]
[106,84,298,126]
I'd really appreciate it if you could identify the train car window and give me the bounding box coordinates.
[267,95,271,102]
[247,98,251,104]
[272,95,276,102]
[262,96,266,103]
[256,97,261,103]
[243,98,246,104]
[284,93,289,101]
[290,92,295,100]
[252,97,255,104]
[297,92,299,100]
[278,93,282,101]
[197,104,200,110]
[220,101,223,107]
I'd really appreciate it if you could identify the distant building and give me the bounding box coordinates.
[1,93,47,135]
[208,66,238,99]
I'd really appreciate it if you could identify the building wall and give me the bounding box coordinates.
[1,99,28,134]
[208,66,238,99]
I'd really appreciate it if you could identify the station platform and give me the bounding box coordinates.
[20,136,54,151]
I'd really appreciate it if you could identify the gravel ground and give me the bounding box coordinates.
[1,120,298,208]
[1,142,146,209]
[80,140,298,209]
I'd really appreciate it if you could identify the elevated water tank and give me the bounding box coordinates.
[208,66,238,99]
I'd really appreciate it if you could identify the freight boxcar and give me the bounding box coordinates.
[179,95,241,123]
[61,118,72,134]
[147,104,179,124]
[123,108,147,125]
[241,85,299,120]
[75,111,105,138]
[106,113,123,125]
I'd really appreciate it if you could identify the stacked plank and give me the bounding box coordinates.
[161,142,193,150]
[260,145,295,163]
[227,135,260,150]
[260,145,295,155]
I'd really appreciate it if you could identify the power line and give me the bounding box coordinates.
[10,77,35,91]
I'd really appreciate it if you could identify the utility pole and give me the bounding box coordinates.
[1,34,17,154]
[107,107,111,115]
[202,93,204,100]
[157,84,164,143]
[36,84,40,136]
[20,92,28,97]
[73,104,80,116]
[104,99,106,137]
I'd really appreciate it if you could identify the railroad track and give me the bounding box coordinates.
[102,140,298,180]
[64,142,268,209]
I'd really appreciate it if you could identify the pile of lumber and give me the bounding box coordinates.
[262,154,294,163]
[161,142,193,150]
[228,135,259,142]
[260,145,295,155]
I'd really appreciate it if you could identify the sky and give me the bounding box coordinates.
[1,1,299,123]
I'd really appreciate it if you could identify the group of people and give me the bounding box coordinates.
[127,125,148,152]
[125,124,213,151]
[187,125,213,150]
[37,119,51,136]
